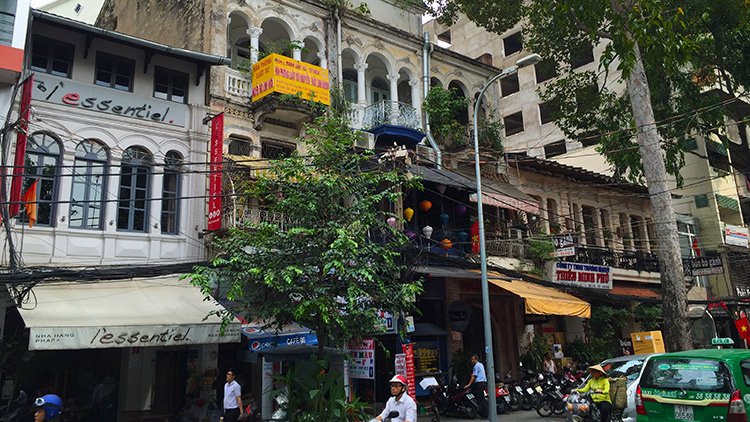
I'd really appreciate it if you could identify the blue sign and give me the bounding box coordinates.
[248,332,318,352]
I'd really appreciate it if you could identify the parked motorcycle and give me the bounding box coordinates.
[536,373,567,417]
[483,375,511,415]
[428,376,479,421]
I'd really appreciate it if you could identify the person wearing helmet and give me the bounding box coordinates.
[374,374,416,422]
[34,394,63,422]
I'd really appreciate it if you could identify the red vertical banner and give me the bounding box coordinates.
[207,113,224,231]
[401,343,416,399]
[471,220,480,254]
[9,75,34,217]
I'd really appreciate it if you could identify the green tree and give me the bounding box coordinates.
[427,0,750,351]
[190,108,423,355]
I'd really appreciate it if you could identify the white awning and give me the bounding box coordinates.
[16,275,241,350]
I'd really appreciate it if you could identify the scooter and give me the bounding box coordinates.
[428,376,479,421]
[369,411,400,422]
[536,374,566,417]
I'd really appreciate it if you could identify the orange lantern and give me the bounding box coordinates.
[403,207,414,222]
[419,200,433,212]
[441,238,453,250]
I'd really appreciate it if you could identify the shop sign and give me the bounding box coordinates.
[248,332,318,352]
[736,285,750,298]
[448,301,470,332]
[553,262,612,290]
[207,113,224,231]
[29,324,241,350]
[347,338,375,379]
[251,53,330,105]
[402,343,416,398]
[687,255,724,276]
[552,233,576,257]
[32,73,187,127]
[725,224,749,248]
[374,310,395,333]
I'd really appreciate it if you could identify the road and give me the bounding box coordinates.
[417,409,568,421]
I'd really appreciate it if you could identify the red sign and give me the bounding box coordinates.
[401,343,416,399]
[471,221,479,254]
[207,113,223,231]
[10,75,34,217]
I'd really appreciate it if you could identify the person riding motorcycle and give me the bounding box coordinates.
[34,394,63,422]
[374,375,416,422]
[573,365,612,422]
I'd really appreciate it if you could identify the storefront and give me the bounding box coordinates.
[7,275,240,421]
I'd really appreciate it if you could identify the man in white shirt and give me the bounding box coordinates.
[464,354,488,417]
[223,369,244,422]
[375,374,416,422]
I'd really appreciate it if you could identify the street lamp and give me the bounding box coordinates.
[472,53,541,422]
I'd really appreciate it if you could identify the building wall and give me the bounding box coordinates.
[2,21,213,266]
[40,0,106,24]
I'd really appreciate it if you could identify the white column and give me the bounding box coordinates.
[387,73,400,123]
[247,27,263,64]
[292,40,302,61]
[409,78,421,126]
[354,62,368,105]
[317,52,328,69]
[262,357,274,418]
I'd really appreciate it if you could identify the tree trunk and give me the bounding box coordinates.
[626,42,692,352]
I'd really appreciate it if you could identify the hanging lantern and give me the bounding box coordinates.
[405,230,417,240]
[458,231,468,242]
[439,213,450,227]
[387,217,397,228]
[422,225,434,239]
[455,204,467,217]
[437,184,447,194]
[404,207,414,222]
[441,238,453,250]
[419,200,433,212]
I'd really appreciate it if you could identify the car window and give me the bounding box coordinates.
[606,359,645,382]
[741,360,750,386]
[641,358,733,393]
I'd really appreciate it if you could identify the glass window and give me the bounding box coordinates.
[95,52,135,92]
[69,140,108,229]
[604,359,645,382]
[117,146,152,232]
[30,36,75,78]
[153,67,189,103]
[261,139,294,160]
[22,132,62,226]
[161,151,182,235]
[641,358,733,393]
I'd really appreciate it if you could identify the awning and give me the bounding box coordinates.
[470,191,540,214]
[415,265,513,280]
[608,285,660,300]
[412,323,449,337]
[16,276,241,350]
[407,164,476,191]
[241,321,318,353]
[489,278,591,318]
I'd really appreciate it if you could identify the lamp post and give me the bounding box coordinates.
[472,53,541,422]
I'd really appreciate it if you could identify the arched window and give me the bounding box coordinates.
[70,140,108,229]
[161,150,182,235]
[117,146,152,232]
[23,132,61,226]
[343,69,358,104]
[371,77,389,103]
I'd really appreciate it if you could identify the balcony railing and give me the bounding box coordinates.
[485,238,529,260]
[361,101,421,131]
[224,205,296,230]
[563,245,660,273]
[225,67,252,99]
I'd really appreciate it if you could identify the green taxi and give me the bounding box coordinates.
[636,347,750,421]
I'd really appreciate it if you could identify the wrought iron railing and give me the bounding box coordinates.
[361,100,421,131]
[485,238,529,260]
[224,205,296,230]
[563,245,660,273]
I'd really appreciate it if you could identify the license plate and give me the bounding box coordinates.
[527,388,534,394]
[675,405,694,421]
[516,386,523,393]
[503,396,511,402]
[535,386,543,393]
[466,393,474,399]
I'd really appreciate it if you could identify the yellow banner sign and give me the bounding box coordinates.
[251,53,330,105]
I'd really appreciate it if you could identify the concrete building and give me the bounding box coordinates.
[38,0,106,24]
[1,10,240,420]
[0,0,30,120]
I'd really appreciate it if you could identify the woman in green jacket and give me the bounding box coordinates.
[574,364,612,422]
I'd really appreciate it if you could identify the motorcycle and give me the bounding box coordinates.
[427,376,479,421]
[536,374,567,417]
[369,411,400,422]
[483,375,511,415]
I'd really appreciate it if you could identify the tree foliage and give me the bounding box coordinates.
[430,0,749,184]
[190,109,423,352]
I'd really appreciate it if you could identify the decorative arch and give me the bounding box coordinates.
[363,50,395,75]
[74,127,118,147]
[116,135,159,158]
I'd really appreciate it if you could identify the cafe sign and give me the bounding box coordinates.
[553,262,612,290]
[32,73,187,127]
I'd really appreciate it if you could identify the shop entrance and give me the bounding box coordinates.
[153,350,188,415]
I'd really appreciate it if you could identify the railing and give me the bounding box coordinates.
[225,67,252,99]
[348,103,365,130]
[361,101,421,131]
[485,238,529,260]
[563,245,660,273]
[224,205,296,230]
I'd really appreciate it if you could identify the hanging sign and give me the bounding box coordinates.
[10,75,34,217]
[251,54,330,105]
[207,113,224,231]
[402,343,416,398]
[687,255,723,276]
[552,233,575,257]
[347,338,375,379]
[553,262,612,289]
[725,224,749,248]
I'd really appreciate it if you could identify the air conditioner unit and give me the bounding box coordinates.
[355,131,376,150]
[416,144,436,165]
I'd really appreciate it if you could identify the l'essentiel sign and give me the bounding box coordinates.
[251,54,330,105]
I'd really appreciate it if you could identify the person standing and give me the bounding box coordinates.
[223,369,244,422]
[543,353,557,374]
[464,353,488,417]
